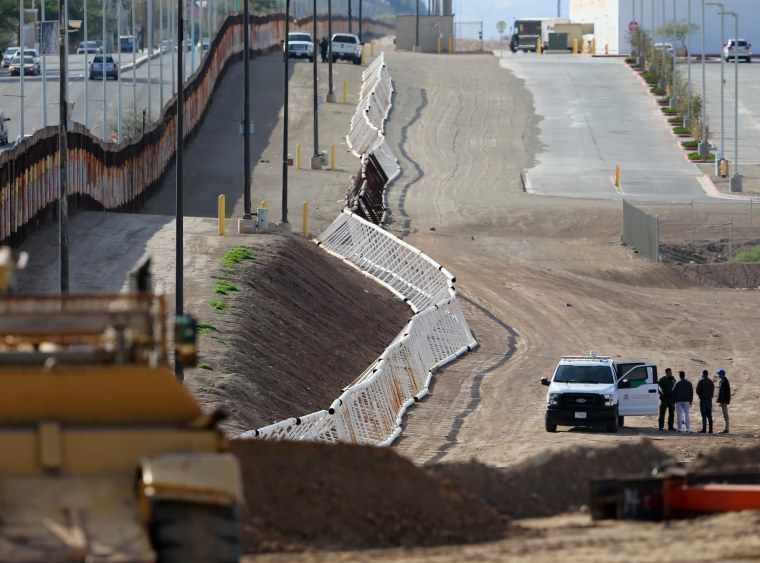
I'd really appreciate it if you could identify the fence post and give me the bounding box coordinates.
[296,143,301,170]
[331,143,336,170]
[690,200,694,245]
[218,194,225,236]
[303,201,309,237]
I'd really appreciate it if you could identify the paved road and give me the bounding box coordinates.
[498,53,710,201]
[681,58,760,166]
[0,49,201,147]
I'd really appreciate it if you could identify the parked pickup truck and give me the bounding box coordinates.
[331,33,362,65]
[540,352,659,433]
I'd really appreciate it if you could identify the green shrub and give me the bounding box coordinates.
[661,107,678,114]
[668,117,684,123]
[210,299,229,312]
[672,126,690,135]
[199,363,214,370]
[196,323,217,335]
[223,246,257,267]
[681,140,698,148]
[734,246,760,263]
[687,152,715,161]
[214,280,240,295]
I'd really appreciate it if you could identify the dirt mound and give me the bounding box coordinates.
[426,439,671,519]
[230,440,508,554]
[690,444,760,473]
[669,262,760,288]
[186,235,411,434]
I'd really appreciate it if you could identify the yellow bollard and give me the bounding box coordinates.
[449,37,453,53]
[615,164,620,187]
[218,194,225,236]
[296,143,301,170]
[437,36,441,54]
[302,201,309,237]
[261,200,267,209]
[573,38,578,54]
[591,38,596,55]
[331,144,336,170]
[537,37,542,54]
[361,44,366,64]
[343,80,348,104]
[371,40,375,57]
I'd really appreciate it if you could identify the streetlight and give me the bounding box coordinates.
[718,10,741,192]
[58,0,69,293]
[699,0,708,157]
[311,0,321,170]
[686,0,692,128]
[326,0,334,102]
[706,2,725,176]
[175,0,186,380]
[282,0,290,226]
[241,0,253,227]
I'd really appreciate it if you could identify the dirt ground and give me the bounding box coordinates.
[147,48,760,559]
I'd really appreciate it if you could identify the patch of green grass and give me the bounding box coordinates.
[661,107,677,115]
[196,322,217,335]
[214,280,240,295]
[199,363,214,370]
[687,152,715,161]
[211,337,227,345]
[210,298,229,312]
[672,126,690,135]
[733,246,760,263]
[681,140,699,148]
[667,117,684,124]
[223,246,257,267]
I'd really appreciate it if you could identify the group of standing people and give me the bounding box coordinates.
[658,368,731,434]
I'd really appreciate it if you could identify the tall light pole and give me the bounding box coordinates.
[117,0,123,141]
[348,0,351,34]
[415,0,419,50]
[84,0,89,129]
[706,2,724,175]
[719,10,741,192]
[102,0,107,139]
[311,0,320,169]
[327,0,334,102]
[699,0,708,156]
[175,0,185,379]
[19,0,25,138]
[59,0,69,292]
[358,0,362,43]
[282,0,290,225]
[242,0,252,222]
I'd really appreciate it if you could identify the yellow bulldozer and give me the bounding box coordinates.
[0,247,243,562]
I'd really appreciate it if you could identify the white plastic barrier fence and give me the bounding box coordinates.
[238,50,478,447]
[240,213,477,445]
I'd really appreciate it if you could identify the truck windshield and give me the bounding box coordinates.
[514,20,542,36]
[553,365,614,384]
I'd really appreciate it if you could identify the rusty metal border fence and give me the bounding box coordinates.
[622,199,659,262]
[0,14,393,249]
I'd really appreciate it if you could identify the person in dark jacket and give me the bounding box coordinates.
[696,369,714,433]
[658,368,676,431]
[673,370,694,432]
[319,36,328,62]
[716,369,731,434]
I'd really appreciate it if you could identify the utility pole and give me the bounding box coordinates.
[242,0,253,224]
[311,0,320,169]
[327,0,334,102]
[58,0,69,292]
[175,0,185,380]
[282,0,290,225]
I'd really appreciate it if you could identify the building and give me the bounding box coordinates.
[569,0,760,55]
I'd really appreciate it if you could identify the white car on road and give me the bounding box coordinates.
[723,38,752,62]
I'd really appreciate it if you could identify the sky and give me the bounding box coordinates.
[455,0,569,40]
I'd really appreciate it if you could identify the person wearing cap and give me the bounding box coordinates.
[716,369,731,434]
[696,369,714,433]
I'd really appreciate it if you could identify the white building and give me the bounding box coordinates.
[569,0,760,55]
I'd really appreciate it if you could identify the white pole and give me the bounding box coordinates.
[42,0,47,127]
[19,0,24,138]
[102,0,107,139]
[687,0,692,102]
[700,0,707,156]
[117,0,122,141]
[84,0,89,129]
[148,0,152,118]
[199,0,202,60]
[731,12,739,187]
[132,0,136,106]
[705,2,725,167]
[159,0,164,109]
[191,0,195,72]
[171,0,176,94]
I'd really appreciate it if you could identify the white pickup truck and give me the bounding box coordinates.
[540,352,659,433]
[331,33,362,65]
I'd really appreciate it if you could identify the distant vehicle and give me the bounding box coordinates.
[510,18,565,52]
[331,33,361,64]
[199,37,210,52]
[89,54,119,79]
[159,39,176,53]
[0,111,11,145]
[9,56,40,76]
[654,42,674,57]
[77,41,102,54]
[2,47,20,68]
[723,38,752,62]
[285,32,314,61]
[119,35,136,53]
[11,49,40,65]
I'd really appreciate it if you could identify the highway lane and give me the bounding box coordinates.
[499,53,708,202]
[0,48,204,148]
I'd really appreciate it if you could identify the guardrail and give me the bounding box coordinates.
[241,55,478,446]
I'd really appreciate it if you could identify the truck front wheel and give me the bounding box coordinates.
[150,501,241,563]
[545,416,557,432]
[607,410,620,433]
